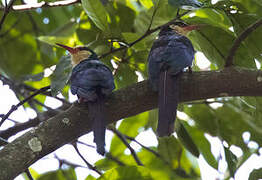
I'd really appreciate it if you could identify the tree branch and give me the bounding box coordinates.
[1,68,262,179]
[72,143,102,175]
[109,127,144,166]
[0,86,50,127]
[0,0,81,12]
[0,102,71,141]
[99,11,190,59]
[225,18,262,67]
[0,0,16,31]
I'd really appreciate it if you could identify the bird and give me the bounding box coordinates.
[56,43,115,155]
[148,22,199,137]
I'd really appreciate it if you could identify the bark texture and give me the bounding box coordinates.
[1,68,262,179]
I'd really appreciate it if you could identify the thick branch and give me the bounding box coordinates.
[0,0,80,12]
[1,68,262,179]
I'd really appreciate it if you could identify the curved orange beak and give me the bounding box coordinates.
[56,43,79,54]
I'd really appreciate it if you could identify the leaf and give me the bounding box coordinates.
[21,72,44,82]
[249,168,262,180]
[184,104,218,136]
[22,168,40,180]
[176,120,200,157]
[157,136,183,167]
[224,146,237,177]
[122,33,148,51]
[37,168,77,180]
[114,63,137,89]
[186,14,256,68]
[229,13,262,63]
[109,112,149,156]
[81,0,110,33]
[98,166,153,180]
[139,0,154,9]
[38,36,70,46]
[51,55,72,96]
[85,175,96,180]
[182,122,218,169]
[168,0,203,9]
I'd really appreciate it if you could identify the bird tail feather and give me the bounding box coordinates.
[157,70,179,137]
[88,94,106,155]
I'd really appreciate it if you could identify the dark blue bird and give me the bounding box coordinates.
[148,23,199,137]
[57,44,115,155]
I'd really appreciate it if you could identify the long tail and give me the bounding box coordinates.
[157,70,179,137]
[88,94,106,155]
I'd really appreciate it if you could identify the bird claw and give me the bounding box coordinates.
[188,66,193,74]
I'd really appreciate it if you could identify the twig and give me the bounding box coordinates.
[0,137,8,146]
[77,140,96,149]
[33,99,58,112]
[0,0,81,12]
[25,169,34,180]
[124,135,160,158]
[106,153,126,166]
[99,11,190,59]
[0,114,19,124]
[123,134,189,176]
[72,143,102,175]
[0,103,70,140]
[146,0,160,32]
[54,154,86,169]
[109,127,144,166]
[0,74,65,103]
[225,18,262,67]
[0,0,16,31]
[0,86,50,127]
[0,119,40,140]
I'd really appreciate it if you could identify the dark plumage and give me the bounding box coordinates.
[148,25,195,137]
[70,52,115,155]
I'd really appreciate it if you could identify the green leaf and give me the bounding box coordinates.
[81,0,110,33]
[229,13,262,64]
[139,0,154,9]
[122,33,147,51]
[216,101,262,148]
[176,120,200,157]
[98,166,153,180]
[21,72,44,82]
[85,175,96,180]
[37,168,77,180]
[51,55,72,96]
[22,168,40,180]
[249,168,262,180]
[187,14,256,68]
[114,63,137,89]
[157,136,183,167]
[224,146,237,177]
[38,36,71,46]
[182,122,218,169]
[168,0,203,9]
[184,104,218,136]
[109,112,149,156]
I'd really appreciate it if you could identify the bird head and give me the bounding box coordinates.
[56,43,97,66]
[169,22,201,36]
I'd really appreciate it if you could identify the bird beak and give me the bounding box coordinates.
[56,43,79,54]
[182,25,202,32]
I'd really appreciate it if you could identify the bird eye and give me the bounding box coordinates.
[169,24,175,29]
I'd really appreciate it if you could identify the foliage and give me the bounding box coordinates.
[0,0,262,179]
